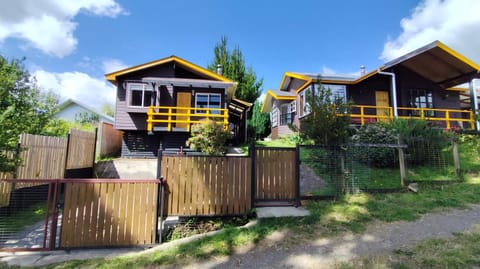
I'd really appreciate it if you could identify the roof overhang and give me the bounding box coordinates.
[261,89,296,113]
[105,55,233,84]
[228,98,253,122]
[142,77,237,101]
[383,41,480,88]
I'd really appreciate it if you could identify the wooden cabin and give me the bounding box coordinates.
[262,41,480,139]
[105,56,250,157]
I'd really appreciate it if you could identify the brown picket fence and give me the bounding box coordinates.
[160,155,252,216]
[254,147,298,205]
[60,179,160,248]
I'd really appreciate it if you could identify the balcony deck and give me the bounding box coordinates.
[146,106,229,133]
[349,105,475,129]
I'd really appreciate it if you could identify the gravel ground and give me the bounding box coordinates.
[175,204,480,269]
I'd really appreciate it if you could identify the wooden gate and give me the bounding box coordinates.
[253,147,299,206]
[60,179,159,248]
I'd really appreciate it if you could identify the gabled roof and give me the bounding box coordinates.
[261,89,296,112]
[56,98,115,124]
[382,41,480,88]
[105,55,233,85]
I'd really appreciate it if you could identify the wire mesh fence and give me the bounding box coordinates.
[0,180,60,250]
[299,135,458,198]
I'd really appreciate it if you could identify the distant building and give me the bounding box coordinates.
[55,99,114,125]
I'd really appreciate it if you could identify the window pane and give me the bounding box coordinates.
[131,90,143,106]
[144,90,153,107]
[210,95,221,114]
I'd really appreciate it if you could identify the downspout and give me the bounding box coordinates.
[470,78,479,130]
[377,69,398,118]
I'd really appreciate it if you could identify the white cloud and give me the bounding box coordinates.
[33,69,116,110]
[102,59,128,74]
[320,65,361,78]
[381,0,480,64]
[0,0,127,58]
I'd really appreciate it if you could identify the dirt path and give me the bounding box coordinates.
[176,204,480,269]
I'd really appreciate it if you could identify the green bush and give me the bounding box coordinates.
[351,119,451,167]
[186,120,231,155]
[351,124,398,167]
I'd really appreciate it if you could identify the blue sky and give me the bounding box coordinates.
[0,0,479,110]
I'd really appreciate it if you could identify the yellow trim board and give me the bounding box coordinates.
[436,41,480,71]
[279,72,313,89]
[105,55,233,84]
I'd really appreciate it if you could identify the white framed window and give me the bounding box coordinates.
[289,100,296,113]
[299,85,312,117]
[280,103,293,126]
[271,107,278,127]
[195,93,221,114]
[315,84,347,102]
[128,84,154,108]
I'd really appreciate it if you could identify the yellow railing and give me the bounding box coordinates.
[147,106,229,132]
[349,105,475,129]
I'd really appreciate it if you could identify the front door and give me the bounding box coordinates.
[375,91,390,122]
[176,92,191,129]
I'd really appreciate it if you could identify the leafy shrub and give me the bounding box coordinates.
[186,120,231,155]
[351,124,398,167]
[351,119,451,167]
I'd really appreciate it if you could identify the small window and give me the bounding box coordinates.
[195,93,221,114]
[299,86,312,117]
[289,100,296,113]
[409,89,433,116]
[271,107,278,127]
[128,84,154,108]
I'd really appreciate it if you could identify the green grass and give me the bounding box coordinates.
[1,202,46,233]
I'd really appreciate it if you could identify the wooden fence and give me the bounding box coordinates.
[160,155,252,216]
[60,179,159,248]
[66,129,96,170]
[97,122,123,158]
[15,134,68,189]
[254,147,298,205]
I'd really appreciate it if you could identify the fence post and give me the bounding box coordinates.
[156,148,164,243]
[249,143,256,210]
[452,135,461,181]
[295,144,301,207]
[63,132,71,178]
[397,136,406,187]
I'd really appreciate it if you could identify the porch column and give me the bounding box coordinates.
[470,79,479,130]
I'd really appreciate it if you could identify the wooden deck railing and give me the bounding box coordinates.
[147,106,229,132]
[349,105,475,129]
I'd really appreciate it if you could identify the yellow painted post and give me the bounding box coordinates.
[420,108,425,120]
[224,109,229,130]
[470,111,475,129]
[389,107,394,120]
[445,110,451,129]
[360,106,365,125]
[168,108,172,131]
[147,107,153,132]
[186,108,191,132]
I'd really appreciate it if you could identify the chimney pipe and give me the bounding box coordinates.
[217,64,223,75]
[360,65,366,76]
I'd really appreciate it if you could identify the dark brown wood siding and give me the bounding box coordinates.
[114,63,226,131]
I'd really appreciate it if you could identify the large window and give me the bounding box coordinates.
[409,89,433,116]
[195,93,221,114]
[128,84,154,108]
[315,84,347,102]
[299,85,312,117]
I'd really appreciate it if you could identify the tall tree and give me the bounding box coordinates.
[208,36,263,103]
[0,56,59,172]
[247,101,270,140]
